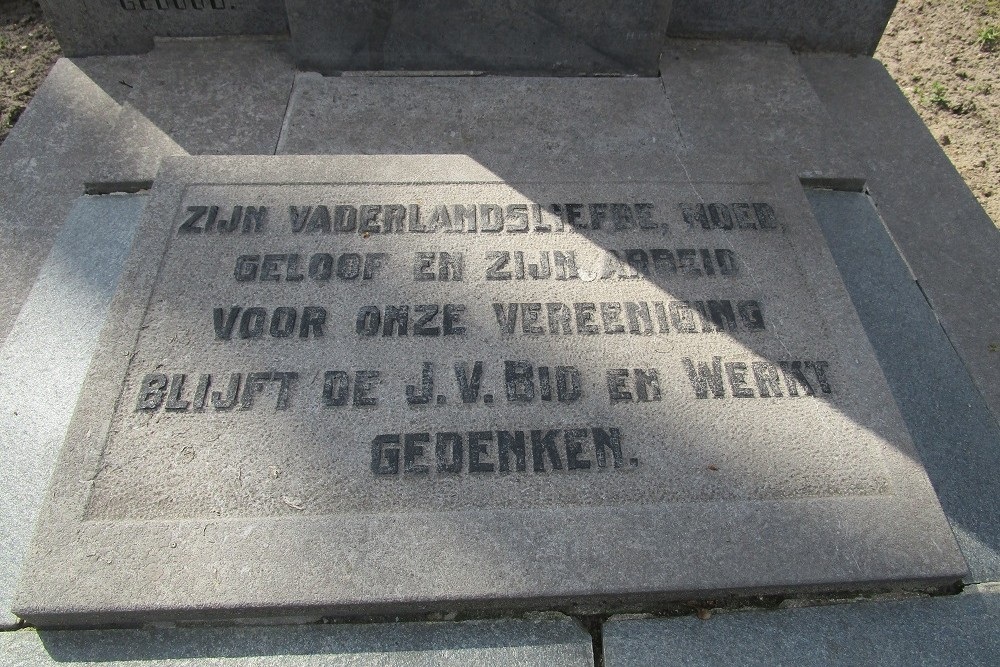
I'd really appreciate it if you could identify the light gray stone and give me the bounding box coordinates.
[286,0,671,75]
[0,57,139,347]
[603,584,1000,666]
[667,0,897,55]
[0,195,146,629]
[799,54,1000,444]
[0,617,593,666]
[13,155,964,627]
[89,39,295,191]
[658,40,861,183]
[39,0,288,57]
[807,188,1000,583]
[277,73,687,182]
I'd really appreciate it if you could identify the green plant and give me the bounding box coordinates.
[929,82,952,110]
[927,82,976,115]
[978,25,1000,50]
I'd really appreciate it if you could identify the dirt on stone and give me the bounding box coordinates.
[0,1,995,224]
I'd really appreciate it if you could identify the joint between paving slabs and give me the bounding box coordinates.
[274,72,300,155]
[84,181,152,195]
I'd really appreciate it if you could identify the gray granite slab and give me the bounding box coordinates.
[799,54,1000,443]
[39,0,288,57]
[89,39,295,191]
[13,155,964,627]
[658,41,861,184]
[0,195,146,629]
[807,188,1000,583]
[603,583,1000,666]
[286,0,671,75]
[1,616,592,665]
[667,0,897,55]
[0,56,139,347]
[277,73,687,183]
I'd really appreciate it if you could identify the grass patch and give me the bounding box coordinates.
[926,81,977,114]
[977,25,1000,50]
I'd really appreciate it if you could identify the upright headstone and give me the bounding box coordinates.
[38,1,901,64]
[286,0,672,74]
[39,0,288,56]
[14,155,964,627]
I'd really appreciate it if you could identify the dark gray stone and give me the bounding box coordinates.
[807,188,1000,583]
[603,584,1000,666]
[667,0,898,55]
[13,155,963,627]
[0,195,146,629]
[286,0,671,74]
[799,54,1000,446]
[39,0,288,57]
[0,616,593,665]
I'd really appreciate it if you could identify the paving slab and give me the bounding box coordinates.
[286,0,670,75]
[277,73,686,183]
[13,155,964,627]
[603,583,1000,666]
[667,0,897,55]
[39,0,288,57]
[1,617,592,666]
[807,188,1000,583]
[799,54,1000,438]
[658,41,861,184]
[89,39,295,191]
[0,195,147,629]
[0,57,139,347]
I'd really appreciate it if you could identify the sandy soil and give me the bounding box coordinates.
[0,1,995,224]
[877,0,999,223]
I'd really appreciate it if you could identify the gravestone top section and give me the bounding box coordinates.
[285,0,672,75]
[38,0,288,57]
[15,155,964,627]
[39,1,898,62]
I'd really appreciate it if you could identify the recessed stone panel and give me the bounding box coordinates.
[14,156,965,627]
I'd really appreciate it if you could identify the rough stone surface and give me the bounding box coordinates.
[13,155,963,627]
[277,73,686,182]
[603,584,1000,666]
[0,617,592,666]
[807,188,1000,583]
[38,0,288,57]
[658,41,861,183]
[286,0,671,75]
[0,57,139,348]
[667,0,897,55]
[800,54,1000,441]
[89,39,295,190]
[0,195,146,629]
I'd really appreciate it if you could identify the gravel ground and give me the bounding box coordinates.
[0,1,995,223]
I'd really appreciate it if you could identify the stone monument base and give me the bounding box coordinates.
[1,33,998,664]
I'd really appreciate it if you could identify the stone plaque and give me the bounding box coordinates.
[15,156,964,627]
[39,0,288,56]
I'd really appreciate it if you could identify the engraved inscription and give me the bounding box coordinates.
[83,181,890,521]
[120,1,239,11]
